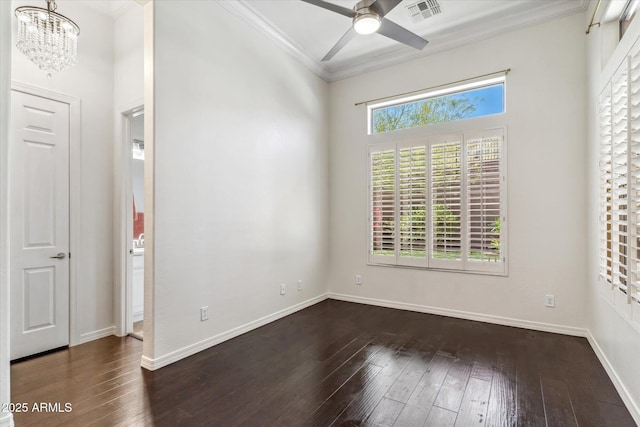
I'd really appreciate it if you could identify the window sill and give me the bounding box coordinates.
[367,261,508,277]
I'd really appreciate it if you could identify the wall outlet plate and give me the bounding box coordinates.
[200,306,209,321]
[544,295,555,308]
[297,280,303,291]
[355,275,362,285]
[280,283,286,295]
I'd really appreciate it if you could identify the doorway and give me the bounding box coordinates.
[127,111,145,340]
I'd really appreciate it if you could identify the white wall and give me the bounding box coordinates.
[11,0,115,343]
[147,0,329,366]
[114,5,143,110]
[0,2,13,426]
[113,3,144,336]
[328,13,588,333]
[586,3,640,422]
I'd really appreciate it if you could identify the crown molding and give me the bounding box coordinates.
[222,0,588,83]
[219,0,331,82]
[328,0,590,82]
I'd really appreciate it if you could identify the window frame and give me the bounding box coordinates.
[367,126,508,276]
[367,76,506,135]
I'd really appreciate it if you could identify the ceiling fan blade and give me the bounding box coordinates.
[378,18,429,50]
[322,26,357,61]
[369,0,403,17]
[300,0,356,18]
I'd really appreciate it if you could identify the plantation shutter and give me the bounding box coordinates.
[628,48,640,301]
[369,145,396,264]
[611,65,629,292]
[465,129,504,273]
[430,136,463,269]
[599,86,613,285]
[398,142,427,267]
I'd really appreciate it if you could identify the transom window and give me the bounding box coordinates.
[368,77,505,135]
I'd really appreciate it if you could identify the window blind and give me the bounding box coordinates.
[599,88,613,285]
[398,143,427,266]
[467,132,503,266]
[611,65,628,292]
[598,47,640,303]
[430,137,463,268]
[368,128,506,274]
[370,147,396,264]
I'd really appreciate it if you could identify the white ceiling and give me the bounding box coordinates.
[63,0,589,81]
[236,0,589,81]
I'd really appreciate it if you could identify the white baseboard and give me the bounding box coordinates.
[0,413,14,427]
[132,312,143,323]
[328,292,588,337]
[141,293,329,371]
[586,330,640,426]
[76,326,116,345]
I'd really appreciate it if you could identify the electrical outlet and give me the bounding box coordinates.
[544,295,555,308]
[355,275,362,285]
[200,306,209,321]
[297,280,303,291]
[280,283,286,295]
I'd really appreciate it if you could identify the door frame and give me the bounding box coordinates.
[10,81,81,346]
[114,101,144,337]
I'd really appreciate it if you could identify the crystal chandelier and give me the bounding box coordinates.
[15,0,80,76]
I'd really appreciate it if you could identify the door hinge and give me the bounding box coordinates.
[69,252,71,259]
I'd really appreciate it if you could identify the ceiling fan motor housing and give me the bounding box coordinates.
[353,0,381,35]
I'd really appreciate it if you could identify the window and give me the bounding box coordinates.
[369,128,506,274]
[598,42,640,303]
[369,77,505,135]
[620,0,639,40]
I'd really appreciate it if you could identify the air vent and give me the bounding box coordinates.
[406,0,442,23]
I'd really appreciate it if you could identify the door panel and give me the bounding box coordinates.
[10,90,70,360]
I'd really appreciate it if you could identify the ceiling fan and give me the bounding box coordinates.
[301,0,429,61]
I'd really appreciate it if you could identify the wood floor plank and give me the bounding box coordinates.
[485,350,517,427]
[424,406,457,427]
[8,300,634,427]
[454,377,491,426]
[361,397,404,426]
[433,357,473,412]
[392,404,431,427]
[540,376,578,427]
[385,346,434,403]
[405,354,454,410]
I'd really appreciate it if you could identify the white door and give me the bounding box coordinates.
[10,90,70,360]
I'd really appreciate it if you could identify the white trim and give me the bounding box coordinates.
[141,293,329,370]
[219,1,586,83]
[0,413,14,427]
[0,1,11,419]
[114,100,144,338]
[9,82,82,348]
[78,326,116,344]
[586,329,640,425]
[328,293,588,337]
[218,0,330,82]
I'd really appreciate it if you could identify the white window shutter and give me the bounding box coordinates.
[628,49,640,301]
[369,145,397,264]
[465,129,505,273]
[430,135,463,269]
[397,142,428,267]
[611,64,629,293]
[599,86,613,285]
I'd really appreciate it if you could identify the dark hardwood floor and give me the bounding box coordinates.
[10,300,637,426]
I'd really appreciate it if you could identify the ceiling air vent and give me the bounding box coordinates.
[406,0,442,23]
